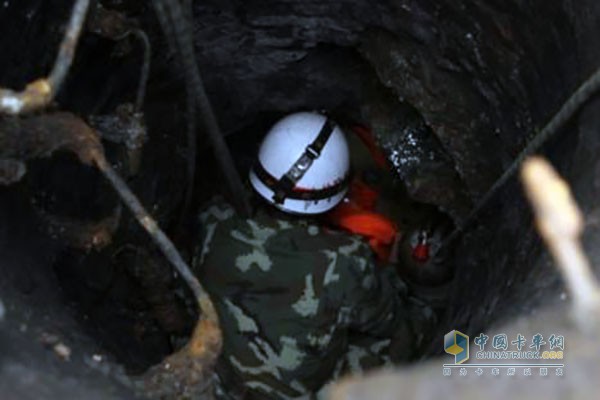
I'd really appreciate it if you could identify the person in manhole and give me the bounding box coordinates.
[194,111,445,399]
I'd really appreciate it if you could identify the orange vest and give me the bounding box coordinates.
[325,125,398,262]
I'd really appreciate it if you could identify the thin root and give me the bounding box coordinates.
[436,66,600,257]
[151,0,251,218]
[114,29,152,113]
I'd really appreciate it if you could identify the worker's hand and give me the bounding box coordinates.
[394,227,453,286]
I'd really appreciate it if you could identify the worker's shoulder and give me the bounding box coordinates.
[197,198,374,261]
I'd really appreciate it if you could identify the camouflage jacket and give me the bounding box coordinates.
[193,200,433,399]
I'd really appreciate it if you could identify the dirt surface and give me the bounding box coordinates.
[0,188,139,399]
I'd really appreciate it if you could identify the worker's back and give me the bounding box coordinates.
[194,199,422,399]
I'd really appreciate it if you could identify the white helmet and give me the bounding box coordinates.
[249,112,350,215]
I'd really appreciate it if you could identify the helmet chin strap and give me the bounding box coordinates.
[271,118,335,204]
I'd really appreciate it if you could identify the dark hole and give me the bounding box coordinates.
[1,0,598,398]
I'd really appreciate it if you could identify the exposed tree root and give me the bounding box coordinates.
[521,157,600,333]
[151,0,251,219]
[0,112,221,397]
[0,0,91,114]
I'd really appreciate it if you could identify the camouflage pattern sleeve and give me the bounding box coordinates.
[193,198,236,267]
[318,236,408,337]
[319,238,413,372]
[348,253,409,337]
[343,251,437,364]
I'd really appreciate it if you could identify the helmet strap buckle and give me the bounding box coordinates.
[305,145,320,159]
